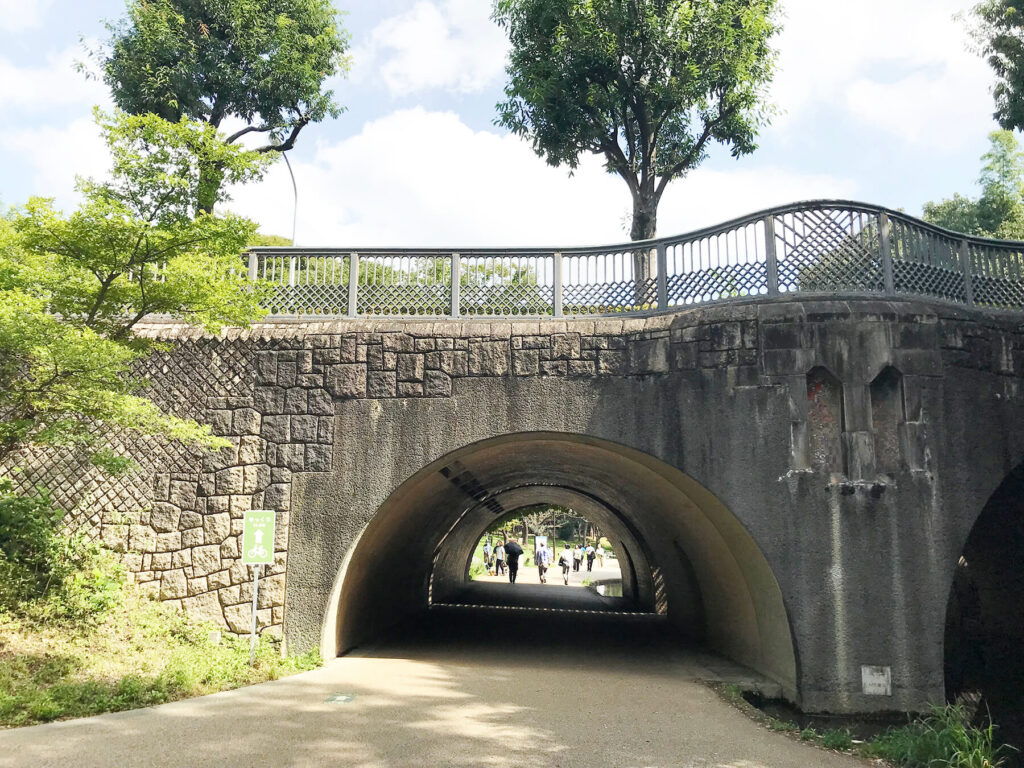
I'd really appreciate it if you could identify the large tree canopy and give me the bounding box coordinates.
[100,0,349,210]
[494,0,779,247]
[972,0,1024,131]
[923,130,1024,239]
[0,112,271,467]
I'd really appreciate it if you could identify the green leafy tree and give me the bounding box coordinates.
[923,129,1024,239]
[0,111,271,468]
[493,0,779,288]
[971,0,1024,132]
[98,0,350,212]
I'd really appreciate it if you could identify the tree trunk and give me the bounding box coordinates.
[197,162,225,215]
[630,193,658,307]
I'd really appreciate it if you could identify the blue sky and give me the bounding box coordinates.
[0,0,1003,246]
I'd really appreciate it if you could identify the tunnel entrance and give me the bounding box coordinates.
[944,462,1024,761]
[323,433,798,702]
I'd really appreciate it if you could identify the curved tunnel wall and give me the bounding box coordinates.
[324,433,798,699]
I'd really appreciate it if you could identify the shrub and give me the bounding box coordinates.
[821,728,853,750]
[0,479,123,619]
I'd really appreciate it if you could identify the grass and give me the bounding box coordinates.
[712,684,1013,767]
[0,587,320,728]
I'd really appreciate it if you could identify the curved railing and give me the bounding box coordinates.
[247,200,1024,318]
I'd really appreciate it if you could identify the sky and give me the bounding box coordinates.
[0,0,1005,247]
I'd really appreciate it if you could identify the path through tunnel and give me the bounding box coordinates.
[322,433,798,701]
[945,462,1024,761]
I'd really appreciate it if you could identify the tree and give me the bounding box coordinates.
[923,130,1024,239]
[98,0,349,212]
[971,0,1024,132]
[0,111,271,468]
[493,0,779,288]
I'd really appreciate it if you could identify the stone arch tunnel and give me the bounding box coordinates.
[10,295,1024,715]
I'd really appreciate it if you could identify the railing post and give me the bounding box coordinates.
[764,215,779,295]
[960,239,975,307]
[656,243,668,309]
[879,212,894,295]
[450,253,461,318]
[247,252,258,282]
[347,252,359,318]
[553,252,563,317]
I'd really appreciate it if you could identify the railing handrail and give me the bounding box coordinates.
[246,199,1024,318]
[246,199,1024,257]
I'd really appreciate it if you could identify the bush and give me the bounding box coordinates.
[0,479,123,620]
[864,704,1011,768]
[469,556,486,578]
[821,728,853,750]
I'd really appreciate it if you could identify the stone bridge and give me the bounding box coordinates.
[10,202,1024,716]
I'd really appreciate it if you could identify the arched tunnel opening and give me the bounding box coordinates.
[945,462,1024,761]
[322,433,798,701]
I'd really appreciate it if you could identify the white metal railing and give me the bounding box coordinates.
[247,200,1024,317]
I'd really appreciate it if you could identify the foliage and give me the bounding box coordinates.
[970,1,1024,132]
[863,703,1012,767]
[0,480,123,619]
[494,0,779,242]
[923,130,1024,239]
[250,233,293,247]
[0,111,271,466]
[98,0,350,210]
[0,587,320,727]
[820,728,853,751]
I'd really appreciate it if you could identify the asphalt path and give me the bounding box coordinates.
[0,613,872,768]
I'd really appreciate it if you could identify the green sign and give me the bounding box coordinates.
[242,510,276,565]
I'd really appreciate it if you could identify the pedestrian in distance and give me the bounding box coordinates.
[483,540,493,571]
[558,544,573,585]
[504,537,524,584]
[572,544,583,572]
[535,540,551,583]
[585,543,596,572]
[494,543,506,576]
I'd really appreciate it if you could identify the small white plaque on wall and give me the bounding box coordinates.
[861,665,892,696]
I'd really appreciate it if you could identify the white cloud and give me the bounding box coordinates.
[0,45,108,114]
[0,118,108,208]
[770,0,993,147]
[0,0,53,32]
[228,108,855,247]
[350,0,508,96]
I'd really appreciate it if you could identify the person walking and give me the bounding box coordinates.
[558,544,573,585]
[535,540,551,583]
[483,540,493,572]
[572,544,583,573]
[494,542,506,576]
[585,543,596,573]
[504,537,524,584]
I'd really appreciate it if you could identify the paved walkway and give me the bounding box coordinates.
[0,614,870,768]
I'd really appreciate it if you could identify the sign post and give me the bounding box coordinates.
[241,510,276,663]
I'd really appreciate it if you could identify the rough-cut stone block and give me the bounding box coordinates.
[368,370,397,398]
[568,360,596,376]
[154,532,182,553]
[172,549,192,569]
[513,350,539,376]
[284,389,308,415]
[187,576,209,597]
[209,569,232,590]
[551,333,582,360]
[326,364,366,398]
[168,480,197,509]
[397,382,424,397]
[290,415,318,443]
[382,333,415,353]
[220,536,240,559]
[203,513,231,544]
[179,510,202,529]
[238,435,267,465]
[469,340,510,376]
[160,569,187,599]
[397,354,425,382]
[424,371,452,397]
[598,350,627,375]
[207,409,232,434]
[307,389,334,416]
[224,603,251,634]
[276,443,305,471]
[152,552,172,571]
[264,483,290,510]
[215,466,245,495]
[231,408,261,435]
[182,527,205,548]
[151,503,181,533]
[630,338,669,373]
[254,386,286,414]
[277,362,297,387]
[261,415,290,443]
[540,360,567,376]
[181,591,222,624]
[257,574,286,609]
[192,544,222,577]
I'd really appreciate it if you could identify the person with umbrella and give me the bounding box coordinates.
[504,537,524,584]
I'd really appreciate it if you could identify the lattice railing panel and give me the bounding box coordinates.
[563,250,659,314]
[969,244,1024,309]
[666,220,768,305]
[776,209,884,293]
[890,220,966,303]
[668,262,768,304]
[460,254,554,316]
[358,255,451,316]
